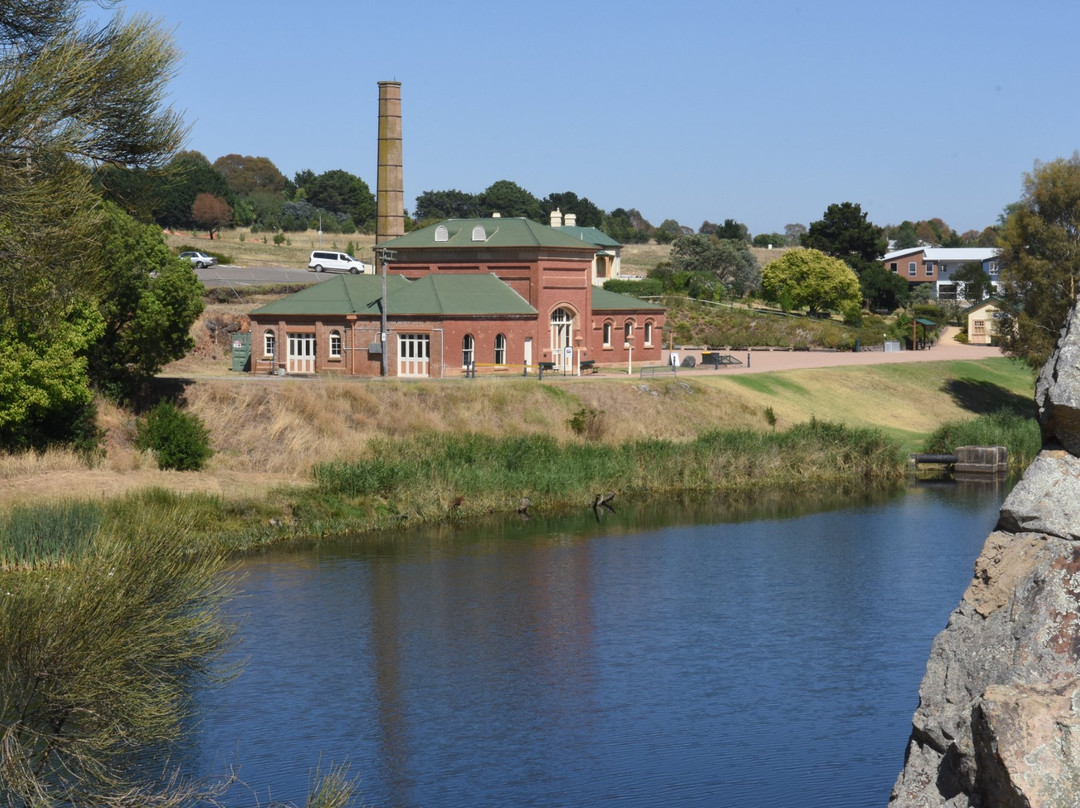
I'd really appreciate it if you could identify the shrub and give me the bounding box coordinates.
[136,402,213,471]
[568,407,606,440]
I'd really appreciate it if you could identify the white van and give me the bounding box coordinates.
[308,250,371,274]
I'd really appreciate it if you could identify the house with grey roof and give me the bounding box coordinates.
[881,247,1000,300]
[248,215,664,377]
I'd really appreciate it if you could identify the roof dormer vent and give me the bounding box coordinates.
[435,225,449,242]
[472,225,486,241]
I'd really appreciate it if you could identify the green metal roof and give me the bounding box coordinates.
[591,287,665,312]
[249,275,412,316]
[386,273,536,316]
[250,273,537,318]
[554,225,622,248]
[380,217,598,251]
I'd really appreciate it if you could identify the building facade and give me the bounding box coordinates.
[248,216,664,378]
[882,247,1000,299]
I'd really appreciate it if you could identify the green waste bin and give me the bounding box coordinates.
[231,332,251,372]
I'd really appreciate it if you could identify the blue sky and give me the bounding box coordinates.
[104,0,1078,236]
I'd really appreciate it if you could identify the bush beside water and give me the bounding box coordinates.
[136,402,214,471]
[923,409,1041,473]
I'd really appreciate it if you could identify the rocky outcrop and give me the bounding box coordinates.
[891,303,1080,808]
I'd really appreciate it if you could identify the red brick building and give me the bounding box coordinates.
[248,216,665,377]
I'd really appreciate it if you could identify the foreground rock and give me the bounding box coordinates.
[891,303,1080,807]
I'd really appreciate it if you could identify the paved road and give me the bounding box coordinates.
[195,264,331,288]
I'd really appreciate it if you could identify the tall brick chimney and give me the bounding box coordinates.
[376,81,404,245]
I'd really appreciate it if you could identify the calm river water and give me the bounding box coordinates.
[189,481,1010,808]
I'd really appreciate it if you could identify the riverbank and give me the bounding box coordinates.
[0,356,1033,514]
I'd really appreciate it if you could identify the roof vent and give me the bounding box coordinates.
[550,208,562,227]
[435,225,449,242]
[565,213,577,227]
[471,225,486,241]
[491,212,501,218]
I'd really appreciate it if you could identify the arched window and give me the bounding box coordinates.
[462,334,475,367]
[329,329,342,358]
[494,334,506,365]
[643,321,653,346]
[624,321,634,344]
[264,329,276,357]
[603,321,612,347]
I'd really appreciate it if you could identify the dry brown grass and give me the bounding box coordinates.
[164,228,378,268]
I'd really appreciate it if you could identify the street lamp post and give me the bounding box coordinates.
[625,340,633,375]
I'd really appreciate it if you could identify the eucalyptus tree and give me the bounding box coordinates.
[997,153,1080,368]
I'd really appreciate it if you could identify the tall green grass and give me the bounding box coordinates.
[312,420,905,520]
[922,408,1042,472]
[0,500,102,570]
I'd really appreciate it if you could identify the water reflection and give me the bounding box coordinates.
[192,481,1011,808]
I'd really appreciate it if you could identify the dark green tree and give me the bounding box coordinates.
[602,208,651,244]
[801,202,887,274]
[157,151,232,229]
[752,233,788,248]
[997,153,1080,368]
[479,180,544,220]
[666,234,760,297]
[88,202,204,399]
[860,263,910,311]
[951,262,994,303]
[413,188,481,221]
[542,191,604,227]
[306,169,375,229]
[0,0,186,451]
[891,220,919,249]
[715,218,750,241]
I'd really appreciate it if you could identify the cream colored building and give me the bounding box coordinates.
[964,298,1001,345]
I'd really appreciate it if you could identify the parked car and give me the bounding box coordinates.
[181,250,217,269]
[308,250,371,274]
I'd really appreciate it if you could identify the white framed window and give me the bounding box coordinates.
[264,329,275,357]
[908,262,917,277]
[329,330,342,359]
[644,321,653,346]
[398,333,430,376]
[988,261,999,276]
[494,334,506,365]
[603,321,612,347]
[925,263,933,277]
[462,334,475,367]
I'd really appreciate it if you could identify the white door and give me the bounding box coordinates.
[523,337,533,370]
[398,334,430,377]
[287,333,315,373]
[550,308,573,370]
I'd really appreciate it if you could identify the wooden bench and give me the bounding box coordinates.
[580,359,597,374]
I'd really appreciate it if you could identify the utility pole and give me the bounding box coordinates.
[377,248,396,376]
